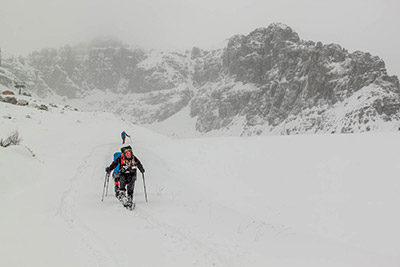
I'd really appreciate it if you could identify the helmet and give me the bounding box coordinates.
[121,145,132,153]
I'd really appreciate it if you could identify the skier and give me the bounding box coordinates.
[106,146,145,209]
[121,131,130,144]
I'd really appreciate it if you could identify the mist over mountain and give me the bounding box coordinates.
[1,23,400,136]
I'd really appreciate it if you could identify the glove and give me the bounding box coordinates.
[105,167,110,173]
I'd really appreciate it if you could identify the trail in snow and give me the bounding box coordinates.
[57,142,119,267]
[64,139,238,267]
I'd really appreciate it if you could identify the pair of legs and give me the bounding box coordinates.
[118,171,137,198]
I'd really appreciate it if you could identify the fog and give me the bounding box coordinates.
[1,0,399,75]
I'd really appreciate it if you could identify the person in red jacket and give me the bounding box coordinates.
[106,146,144,209]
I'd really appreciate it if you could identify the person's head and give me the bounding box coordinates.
[121,145,133,159]
[124,150,132,160]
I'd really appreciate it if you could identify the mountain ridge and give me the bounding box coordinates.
[1,22,400,136]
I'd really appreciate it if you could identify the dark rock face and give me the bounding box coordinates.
[2,23,400,135]
[222,24,301,85]
[190,23,400,134]
[191,48,223,87]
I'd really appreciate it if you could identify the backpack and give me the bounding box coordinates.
[113,152,122,174]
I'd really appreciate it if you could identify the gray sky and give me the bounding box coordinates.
[1,0,399,76]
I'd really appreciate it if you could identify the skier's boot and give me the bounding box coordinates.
[118,190,126,202]
[126,195,135,210]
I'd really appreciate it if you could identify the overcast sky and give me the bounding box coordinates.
[1,0,399,76]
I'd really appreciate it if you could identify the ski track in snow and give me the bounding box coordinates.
[57,141,236,267]
[134,143,243,267]
[134,200,238,267]
[57,142,119,267]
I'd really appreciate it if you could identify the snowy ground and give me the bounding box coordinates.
[1,101,400,267]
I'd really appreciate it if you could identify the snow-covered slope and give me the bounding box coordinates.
[1,99,400,266]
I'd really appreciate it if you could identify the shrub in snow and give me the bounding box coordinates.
[0,130,22,147]
[38,104,48,111]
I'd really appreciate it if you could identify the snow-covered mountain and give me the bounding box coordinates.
[1,23,400,136]
[1,95,400,267]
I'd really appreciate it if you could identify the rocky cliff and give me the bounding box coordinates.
[190,23,400,135]
[2,23,400,136]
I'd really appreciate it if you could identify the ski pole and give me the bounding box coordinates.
[105,172,110,197]
[142,172,148,202]
[101,173,109,202]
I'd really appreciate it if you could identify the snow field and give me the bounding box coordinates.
[1,101,400,266]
